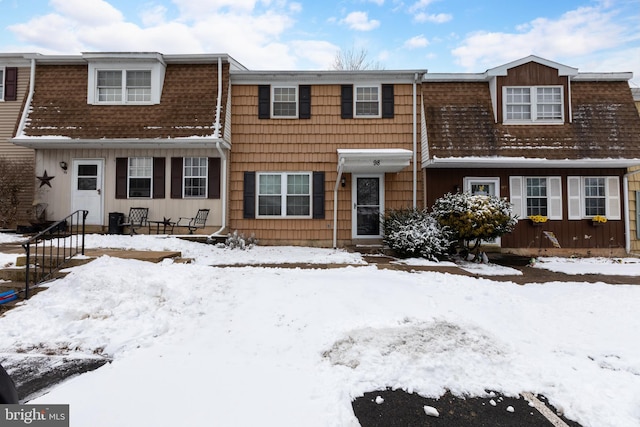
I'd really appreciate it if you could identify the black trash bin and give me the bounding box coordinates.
[108,212,124,234]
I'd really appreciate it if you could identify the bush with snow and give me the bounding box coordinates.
[382,208,452,261]
[219,230,258,250]
[431,192,518,261]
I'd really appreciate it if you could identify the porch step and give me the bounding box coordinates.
[15,254,94,268]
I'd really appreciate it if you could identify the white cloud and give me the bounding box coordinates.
[289,40,340,69]
[452,5,634,72]
[368,0,385,5]
[414,12,451,23]
[141,5,168,27]
[49,0,123,25]
[408,0,436,13]
[342,11,380,31]
[404,35,429,49]
[4,0,304,69]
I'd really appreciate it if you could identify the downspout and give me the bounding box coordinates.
[211,57,227,236]
[412,73,418,208]
[16,58,36,137]
[623,168,640,253]
[333,158,345,248]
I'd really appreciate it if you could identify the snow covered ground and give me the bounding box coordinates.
[1,233,639,427]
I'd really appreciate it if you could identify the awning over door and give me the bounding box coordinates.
[337,149,413,173]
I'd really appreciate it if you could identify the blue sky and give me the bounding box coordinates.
[1,0,639,85]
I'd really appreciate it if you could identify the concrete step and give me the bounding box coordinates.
[15,255,94,268]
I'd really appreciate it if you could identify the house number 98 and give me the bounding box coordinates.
[373,160,381,166]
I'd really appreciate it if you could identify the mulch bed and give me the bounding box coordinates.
[352,388,583,427]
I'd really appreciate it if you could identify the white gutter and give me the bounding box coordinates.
[211,57,227,237]
[213,57,223,139]
[412,73,417,208]
[333,158,345,248]
[623,168,640,253]
[16,58,36,137]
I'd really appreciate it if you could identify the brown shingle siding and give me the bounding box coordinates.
[424,80,640,161]
[24,63,229,139]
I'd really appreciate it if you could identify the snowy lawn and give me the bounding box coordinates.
[0,234,639,427]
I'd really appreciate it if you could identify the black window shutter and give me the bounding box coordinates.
[170,157,183,199]
[152,157,165,199]
[299,85,311,119]
[382,84,394,118]
[208,157,221,199]
[258,85,270,119]
[5,67,17,101]
[115,158,128,199]
[341,85,353,119]
[243,172,256,219]
[312,171,325,219]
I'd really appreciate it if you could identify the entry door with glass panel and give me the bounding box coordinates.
[464,177,500,245]
[71,159,104,225]
[352,175,384,238]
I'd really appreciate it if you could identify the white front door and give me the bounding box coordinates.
[71,159,104,225]
[352,174,384,238]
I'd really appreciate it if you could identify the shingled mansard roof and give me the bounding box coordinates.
[12,52,246,149]
[422,55,640,168]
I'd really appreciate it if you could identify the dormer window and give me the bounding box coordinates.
[95,69,152,104]
[504,86,563,123]
[85,54,165,105]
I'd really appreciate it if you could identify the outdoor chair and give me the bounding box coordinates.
[176,209,210,234]
[120,207,149,235]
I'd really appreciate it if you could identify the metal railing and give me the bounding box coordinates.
[21,210,88,298]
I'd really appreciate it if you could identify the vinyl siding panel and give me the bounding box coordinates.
[0,66,34,226]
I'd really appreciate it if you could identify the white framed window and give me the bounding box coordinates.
[272,86,298,118]
[509,176,562,220]
[355,85,380,117]
[87,60,164,105]
[96,70,151,103]
[567,176,620,220]
[183,157,208,198]
[128,157,153,198]
[0,67,4,100]
[257,172,311,218]
[504,86,563,123]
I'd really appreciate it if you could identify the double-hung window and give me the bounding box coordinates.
[94,69,152,104]
[257,172,311,217]
[504,86,563,123]
[526,177,548,216]
[509,176,562,220]
[584,177,606,216]
[272,86,297,118]
[567,176,620,220]
[355,85,380,117]
[183,157,208,198]
[128,157,153,198]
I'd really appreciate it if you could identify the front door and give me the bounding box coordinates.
[71,159,104,225]
[464,177,500,245]
[352,175,384,238]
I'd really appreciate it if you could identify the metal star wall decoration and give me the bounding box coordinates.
[37,170,55,188]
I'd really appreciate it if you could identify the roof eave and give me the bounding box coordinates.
[11,137,228,150]
[424,157,640,169]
